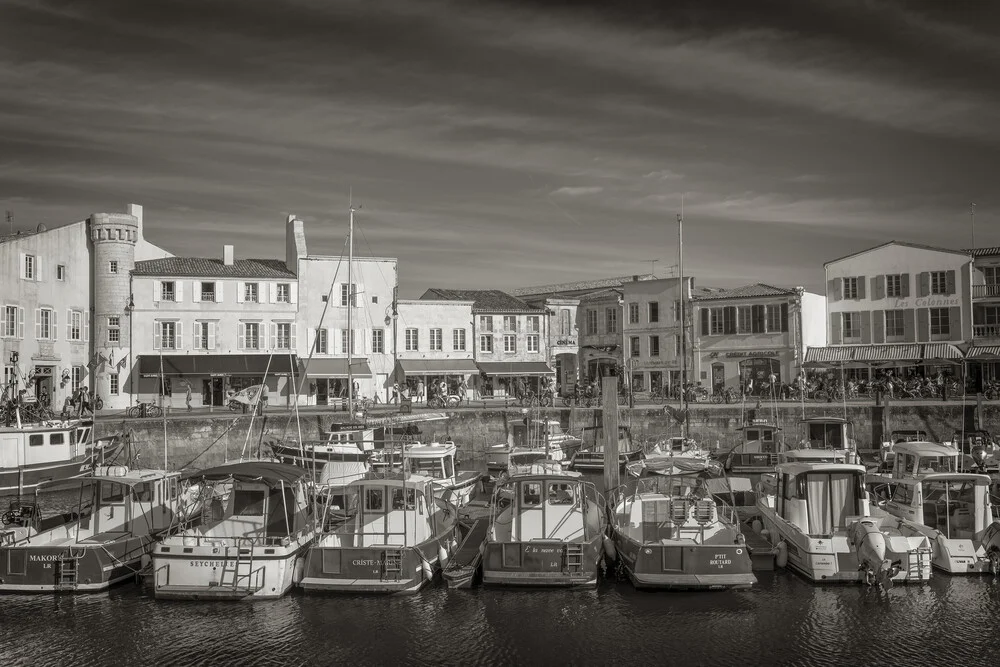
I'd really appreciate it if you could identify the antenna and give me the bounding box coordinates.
[971,202,976,250]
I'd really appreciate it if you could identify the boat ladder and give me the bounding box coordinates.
[220,538,255,591]
[908,548,932,579]
[382,548,403,582]
[56,550,85,590]
[565,543,584,572]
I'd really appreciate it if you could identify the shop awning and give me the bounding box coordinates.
[966,346,1000,360]
[922,343,964,361]
[855,344,922,362]
[477,361,555,376]
[302,358,373,378]
[138,354,300,377]
[393,359,479,375]
[804,347,856,363]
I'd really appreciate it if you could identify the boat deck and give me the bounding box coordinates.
[743,526,775,571]
[452,519,488,569]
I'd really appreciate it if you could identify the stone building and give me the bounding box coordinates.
[621,277,693,394]
[389,299,477,398]
[966,246,1000,389]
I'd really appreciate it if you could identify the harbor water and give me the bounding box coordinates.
[3,480,1000,666]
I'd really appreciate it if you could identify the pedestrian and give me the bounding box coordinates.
[352,380,360,399]
[744,377,754,397]
[936,370,945,401]
[259,384,269,413]
[457,377,468,405]
[439,379,447,399]
[81,387,92,415]
[61,395,73,419]
[39,387,49,407]
[391,382,400,404]
[417,379,425,403]
[184,382,193,411]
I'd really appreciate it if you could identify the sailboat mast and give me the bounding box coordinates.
[348,204,355,417]
[677,211,688,439]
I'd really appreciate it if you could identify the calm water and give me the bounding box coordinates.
[4,481,1000,665]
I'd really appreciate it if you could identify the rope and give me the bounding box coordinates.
[177,417,243,470]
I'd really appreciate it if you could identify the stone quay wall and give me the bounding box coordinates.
[94,403,1000,472]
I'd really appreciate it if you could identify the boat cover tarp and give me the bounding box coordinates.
[181,461,307,487]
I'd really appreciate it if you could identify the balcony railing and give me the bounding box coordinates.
[973,284,1000,299]
[973,324,1000,339]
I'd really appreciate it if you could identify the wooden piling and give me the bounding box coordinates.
[602,377,620,496]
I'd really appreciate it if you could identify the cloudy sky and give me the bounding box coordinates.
[2,0,998,297]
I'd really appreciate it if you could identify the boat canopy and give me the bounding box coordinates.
[404,443,457,458]
[892,441,959,459]
[775,461,866,476]
[37,470,173,493]
[704,477,753,494]
[181,461,308,487]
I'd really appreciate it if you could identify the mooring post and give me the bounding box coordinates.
[602,376,621,498]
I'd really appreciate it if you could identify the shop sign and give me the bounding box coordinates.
[708,350,782,359]
[639,359,678,368]
[890,297,960,309]
[554,338,578,346]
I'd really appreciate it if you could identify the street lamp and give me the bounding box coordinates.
[125,294,134,407]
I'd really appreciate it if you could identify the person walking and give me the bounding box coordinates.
[184,381,193,411]
[457,377,468,405]
[416,379,425,404]
[391,382,400,404]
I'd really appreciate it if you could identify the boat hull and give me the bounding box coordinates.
[0,438,124,495]
[0,535,153,593]
[569,449,644,472]
[481,539,602,588]
[612,533,756,590]
[435,471,481,509]
[271,444,370,467]
[299,543,446,595]
[152,540,312,600]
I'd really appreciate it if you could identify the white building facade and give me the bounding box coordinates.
[621,277,692,394]
[390,299,477,397]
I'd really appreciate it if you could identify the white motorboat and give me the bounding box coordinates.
[485,419,582,471]
[627,437,720,478]
[373,441,481,509]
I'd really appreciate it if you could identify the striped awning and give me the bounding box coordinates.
[966,346,1000,360]
[855,345,921,362]
[922,343,964,360]
[804,346,855,363]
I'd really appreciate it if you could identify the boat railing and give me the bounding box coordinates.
[173,532,302,549]
[232,565,266,593]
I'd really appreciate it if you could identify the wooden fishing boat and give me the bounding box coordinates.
[443,518,489,589]
[568,425,645,472]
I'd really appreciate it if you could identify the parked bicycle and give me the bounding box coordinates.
[428,394,461,409]
[711,386,740,404]
[126,402,163,419]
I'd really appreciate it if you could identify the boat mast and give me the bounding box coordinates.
[347,201,356,418]
[677,210,688,440]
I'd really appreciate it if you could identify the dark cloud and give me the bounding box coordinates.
[1,0,998,297]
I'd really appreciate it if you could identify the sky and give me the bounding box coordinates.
[1,0,999,298]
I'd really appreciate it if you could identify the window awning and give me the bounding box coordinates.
[922,343,964,361]
[856,344,922,362]
[966,346,1000,360]
[138,354,300,377]
[477,361,555,376]
[804,347,856,363]
[302,358,373,378]
[393,359,479,376]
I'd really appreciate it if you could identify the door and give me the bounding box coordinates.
[0,436,22,468]
[712,363,726,392]
[34,375,52,407]
[317,379,329,405]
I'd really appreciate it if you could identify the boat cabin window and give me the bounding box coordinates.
[29,434,44,447]
[804,472,862,536]
[918,456,957,474]
[746,429,759,441]
[408,458,445,479]
[391,487,416,510]
[444,455,455,478]
[132,482,153,502]
[782,474,800,501]
[807,423,845,449]
[365,488,384,512]
[232,489,267,516]
[548,483,575,505]
[50,432,65,445]
[890,484,912,505]
[522,482,542,506]
[77,428,89,443]
[923,480,979,538]
[100,482,126,504]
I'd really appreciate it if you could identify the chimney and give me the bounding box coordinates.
[223,245,234,266]
[126,203,143,239]
[632,275,640,282]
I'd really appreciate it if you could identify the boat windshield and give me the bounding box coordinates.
[915,456,957,474]
[922,480,980,538]
[806,423,845,449]
[407,456,452,479]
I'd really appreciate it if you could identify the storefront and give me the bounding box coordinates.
[137,354,300,408]
[388,359,479,400]
[966,346,1000,391]
[302,358,373,406]
[803,344,966,384]
[580,345,620,385]
[700,349,793,394]
[476,361,555,398]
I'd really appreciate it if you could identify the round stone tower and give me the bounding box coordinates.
[90,211,139,409]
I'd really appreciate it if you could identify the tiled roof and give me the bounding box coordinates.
[420,289,543,313]
[512,274,655,297]
[824,241,971,266]
[694,283,796,301]
[964,247,1000,258]
[578,288,622,303]
[133,257,295,279]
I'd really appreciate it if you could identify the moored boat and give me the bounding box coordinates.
[628,437,720,478]
[372,441,481,509]
[610,472,756,590]
[722,418,784,474]
[0,467,190,592]
[485,418,582,471]
[868,440,1000,574]
[151,462,315,600]
[482,466,607,587]
[568,425,645,472]
[299,472,459,594]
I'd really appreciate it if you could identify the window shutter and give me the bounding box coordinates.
[51,310,57,340]
[18,253,26,279]
[34,309,41,339]
[193,322,202,349]
[269,283,277,304]
[260,282,269,304]
[856,276,866,300]
[918,272,929,297]
[175,323,183,349]
[700,309,709,335]
[208,322,216,350]
[780,302,789,332]
[176,281,184,302]
[900,274,910,298]
[751,305,765,334]
[238,324,246,350]
[308,328,315,353]
[35,257,43,282]
[66,309,72,340]
[723,306,736,335]
[916,308,929,342]
[216,282,224,303]
[290,283,298,304]
[270,323,277,350]
[874,275,885,300]
[17,307,25,339]
[84,313,89,342]
[860,311,872,344]
[192,282,201,303]
[153,323,161,350]
[948,306,961,339]
[237,282,245,303]
[153,280,161,302]
[290,323,297,351]
[828,278,842,302]
[903,309,915,342]
[946,270,956,295]
[830,312,842,344]
[873,310,885,343]
[362,328,370,354]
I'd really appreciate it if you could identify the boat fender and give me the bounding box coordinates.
[292,556,306,585]
[438,544,450,569]
[751,519,763,534]
[775,541,788,568]
[760,528,770,542]
[140,554,151,571]
[421,560,434,582]
[603,535,617,561]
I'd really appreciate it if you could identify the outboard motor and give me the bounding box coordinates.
[981,522,1000,576]
[849,519,900,589]
[971,446,988,472]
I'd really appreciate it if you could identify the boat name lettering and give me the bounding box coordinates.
[29,554,60,562]
[709,556,733,567]
[525,546,559,555]
[352,559,381,567]
[190,560,223,567]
